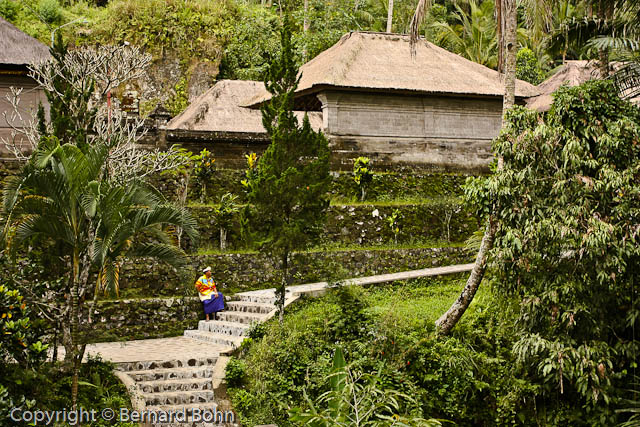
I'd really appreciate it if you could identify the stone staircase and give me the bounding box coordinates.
[112,295,277,426]
[183,295,277,349]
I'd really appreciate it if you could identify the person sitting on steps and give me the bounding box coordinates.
[195,266,224,321]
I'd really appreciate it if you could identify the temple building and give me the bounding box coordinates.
[0,17,50,156]
[167,32,538,171]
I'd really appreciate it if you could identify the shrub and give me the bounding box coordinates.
[225,357,247,388]
[39,0,62,24]
[0,0,19,20]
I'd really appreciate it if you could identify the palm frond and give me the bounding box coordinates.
[128,243,189,268]
[587,35,640,51]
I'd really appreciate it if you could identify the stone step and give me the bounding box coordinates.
[143,390,215,406]
[217,311,267,325]
[184,330,244,348]
[126,366,214,382]
[115,357,217,372]
[138,377,213,393]
[196,320,249,336]
[225,301,275,314]
[234,294,278,304]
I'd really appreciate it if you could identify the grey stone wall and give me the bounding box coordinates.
[318,90,500,171]
[0,74,49,155]
[117,247,472,298]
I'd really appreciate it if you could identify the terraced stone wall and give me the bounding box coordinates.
[117,247,472,298]
[81,297,201,343]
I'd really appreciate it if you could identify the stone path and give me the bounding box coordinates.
[71,263,473,426]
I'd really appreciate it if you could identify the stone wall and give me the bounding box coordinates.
[149,167,472,205]
[117,246,472,298]
[190,201,477,250]
[83,296,201,343]
[317,91,500,171]
[0,74,49,155]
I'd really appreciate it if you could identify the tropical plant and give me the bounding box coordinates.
[213,192,240,250]
[245,15,330,323]
[353,157,374,202]
[290,347,441,426]
[1,138,198,408]
[386,209,402,245]
[429,0,498,68]
[515,47,546,84]
[193,148,216,202]
[466,80,640,417]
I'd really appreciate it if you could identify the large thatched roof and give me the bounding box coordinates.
[0,17,50,66]
[167,80,322,133]
[245,31,538,107]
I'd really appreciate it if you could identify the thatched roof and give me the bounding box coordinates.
[0,17,50,66]
[167,80,322,133]
[245,31,538,107]
[527,60,640,111]
[526,61,602,111]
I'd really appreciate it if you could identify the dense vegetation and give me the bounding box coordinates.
[2,0,636,89]
[227,80,640,425]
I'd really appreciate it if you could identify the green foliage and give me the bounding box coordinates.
[88,0,233,60]
[516,47,546,84]
[218,4,280,80]
[245,15,330,315]
[39,0,62,24]
[225,357,247,388]
[0,284,48,367]
[353,156,373,202]
[214,193,240,230]
[228,276,547,426]
[429,0,497,68]
[0,356,136,427]
[466,80,640,423]
[0,0,19,20]
[386,209,402,245]
[165,76,189,117]
[193,148,216,202]
[290,353,441,426]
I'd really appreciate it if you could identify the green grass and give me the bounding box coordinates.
[329,196,462,207]
[196,240,465,255]
[363,275,472,331]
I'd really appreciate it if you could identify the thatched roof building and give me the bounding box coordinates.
[1,17,51,156]
[0,17,50,68]
[245,32,538,108]
[166,80,323,168]
[168,80,322,134]
[169,32,540,171]
[526,61,603,112]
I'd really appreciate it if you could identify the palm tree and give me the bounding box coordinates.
[1,138,198,409]
[409,0,549,335]
[429,0,498,68]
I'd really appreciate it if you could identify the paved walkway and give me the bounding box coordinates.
[241,262,475,299]
[55,337,229,363]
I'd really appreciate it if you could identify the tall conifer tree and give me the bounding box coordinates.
[246,15,330,322]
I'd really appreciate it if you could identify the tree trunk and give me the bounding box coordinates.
[303,0,310,61]
[387,0,394,33]
[220,227,227,251]
[278,252,288,324]
[434,2,516,335]
[496,0,503,72]
[502,0,517,112]
[71,249,80,410]
[435,218,497,334]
